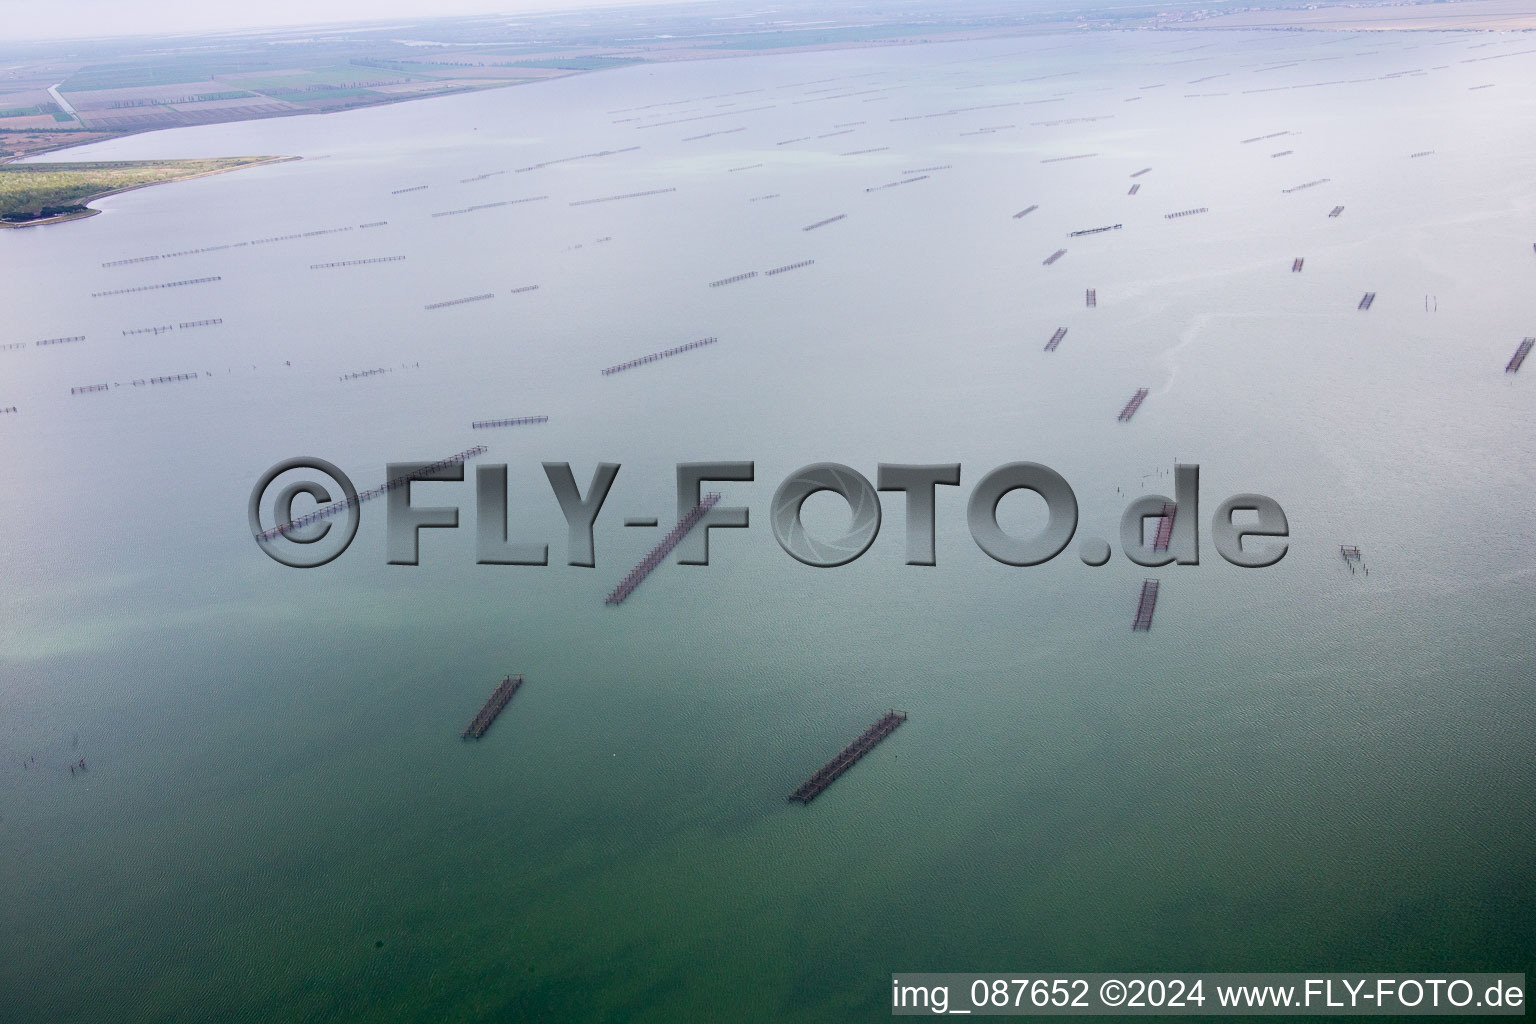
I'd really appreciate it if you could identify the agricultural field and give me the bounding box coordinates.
[0,156,284,224]
[220,64,437,92]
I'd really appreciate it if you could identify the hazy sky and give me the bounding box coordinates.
[6,0,708,40]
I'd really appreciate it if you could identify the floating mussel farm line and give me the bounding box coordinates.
[255,446,489,542]
[311,256,406,269]
[1069,224,1121,237]
[1283,179,1330,193]
[462,675,524,740]
[431,197,547,217]
[710,271,757,288]
[803,214,847,231]
[682,127,746,142]
[72,372,199,395]
[1164,207,1208,219]
[1032,115,1114,127]
[100,224,378,268]
[1506,338,1533,374]
[92,276,220,298]
[338,364,421,382]
[472,415,548,430]
[604,493,722,605]
[634,104,774,129]
[569,188,676,206]
[602,336,717,376]
[516,146,640,173]
[788,711,907,804]
[425,293,494,310]
[711,259,814,286]
[1118,387,1149,421]
[1132,579,1161,631]
[865,175,928,192]
[36,335,85,347]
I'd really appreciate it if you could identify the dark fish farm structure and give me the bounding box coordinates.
[462,674,524,739]
[789,711,908,804]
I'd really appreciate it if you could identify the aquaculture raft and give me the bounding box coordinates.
[1152,503,1176,551]
[604,493,721,605]
[462,674,523,739]
[1505,338,1533,374]
[788,711,907,804]
[255,445,488,541]
[1132,579,1160,632]
[1118,387,1149,422]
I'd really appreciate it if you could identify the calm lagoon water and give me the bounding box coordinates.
[1,30,1534,1022]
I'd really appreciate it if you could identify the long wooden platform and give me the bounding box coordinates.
[788,711,907,804]
[462,674,523,739]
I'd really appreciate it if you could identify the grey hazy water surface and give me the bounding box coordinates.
[1,29,1534,1023]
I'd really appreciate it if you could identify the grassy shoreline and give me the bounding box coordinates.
[0,155,296,228]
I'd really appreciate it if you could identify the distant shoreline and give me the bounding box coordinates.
[4,4,1523,167]
[0,206,100,229]
[0,155,298,228]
